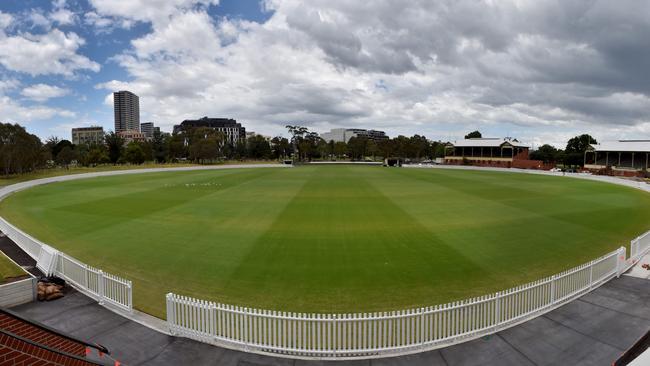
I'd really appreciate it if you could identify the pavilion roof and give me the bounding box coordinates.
[589,140,650,153]
[447,138,529,148]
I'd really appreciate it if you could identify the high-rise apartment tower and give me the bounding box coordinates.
[113,90,140,133]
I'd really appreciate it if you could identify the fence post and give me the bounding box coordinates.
[588,261,594,290]
[630,238,639,264]
[333,313,338,357]
[550,275,556,304]
[98,270,105,305]
[244,307,249,349]
[495,292,501,328]
[127,281,133,313]
[420,307,425,347]
[616,246,627,278]
[166,293,175,335]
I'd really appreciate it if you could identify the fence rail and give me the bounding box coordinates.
[55,252,132,312]
[0,217,132,313]
[167,247,626,358]
[631,231,650,264]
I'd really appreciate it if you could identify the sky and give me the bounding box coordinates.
[1,0,650,148]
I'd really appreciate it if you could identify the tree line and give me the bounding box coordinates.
[284,125,447,161]
[529,134,597,167]
[0,121,598,176]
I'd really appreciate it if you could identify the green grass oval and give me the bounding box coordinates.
[2,165,649,318]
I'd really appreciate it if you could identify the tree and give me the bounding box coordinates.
[565,134,596,167]
[565,134,597,153]
[285,125,309,161]
[530,144,559,163]
[247,135,272,159]
[392,135,410,158]
[56,146,78,168]
[334,141,347,159]
[432,141,446,158]
[366,139,379,160]
[43,136,60,161]
[104,131,125,164]
[465,131,482,139]
[235,139,247,159]
[86,145,109,166]
[347,137,368,160]
[167,133,187,161]
[408,135,430,160]
[123,142,146,164]
[53,140,74,160]
[378,139,394,159]
[0,123,45,175]
[189,139,218,162]
[187,127,222,163]
[271,137,291,159]
[151,130,169,163]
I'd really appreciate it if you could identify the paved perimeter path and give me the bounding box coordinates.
[10,275,650,366]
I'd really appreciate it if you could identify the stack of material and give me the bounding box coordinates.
[37,278,64,301]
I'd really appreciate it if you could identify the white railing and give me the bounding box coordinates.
[631,230,650,264]
[0,218,43,260]
[166,247,626,359]
[0,217,132,313]
[55,252,132,312]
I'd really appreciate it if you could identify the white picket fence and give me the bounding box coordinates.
[631,230,650,264]
[0,217,132,312]
[55,251,132,312]
[167,247,626,359]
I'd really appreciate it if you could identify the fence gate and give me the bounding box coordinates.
[36,245,58,276]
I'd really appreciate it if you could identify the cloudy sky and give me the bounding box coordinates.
[1,0,649,147]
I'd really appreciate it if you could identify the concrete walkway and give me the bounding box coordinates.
[8,275,649,366]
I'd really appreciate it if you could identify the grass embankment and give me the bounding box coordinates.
[1,166,649,318]
[0,252,26,283]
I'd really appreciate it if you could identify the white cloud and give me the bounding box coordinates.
[0,78,19,93]
[0,95,75,124]
[0,29,100,76]
[84,11,133,33]
[50,8,76,25]
[21,83,70,101]
[0,11,13,29]
[89,0,219,27]
[27,10,51,29]
[51,0,76,25]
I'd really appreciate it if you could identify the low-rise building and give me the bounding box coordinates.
[173,117,245,145]
[584,140,650,176]
[320,128,388,143]
[117,130,146,144]
[444,138,546,169]
[71,127,104,146]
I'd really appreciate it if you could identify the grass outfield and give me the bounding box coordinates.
[1,165,649,318]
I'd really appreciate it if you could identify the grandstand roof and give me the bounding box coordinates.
[447,138,529,148]
[590,140,650,152]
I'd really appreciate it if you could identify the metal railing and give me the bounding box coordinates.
[166,247,625,359]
